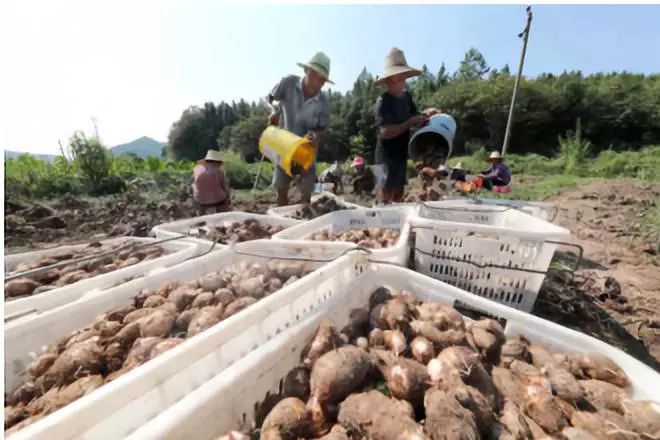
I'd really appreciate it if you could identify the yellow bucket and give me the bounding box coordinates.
[258,126,316,177]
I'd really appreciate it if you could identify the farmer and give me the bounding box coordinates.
[318,160,345,194]
[349,156,375,196]
[450,162,467,183]
[479,151,512,190]
[374,47,434,204]
[266,52,332,206]
[192,150,231,215]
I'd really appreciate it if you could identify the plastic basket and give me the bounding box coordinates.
[411,203,572,312]
[266,192,364,220]
[150,211,301,252]
[272,207,415,265]
[4,240,365,440]
[125,264,660,439]
[426,198,558,222]
[4,237,198,322]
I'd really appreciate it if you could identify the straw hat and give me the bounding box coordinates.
[488,151,504,161]
[453,162,464,170]
[198,150,224,164]
[297,52,334,84]
[375,47,421,85]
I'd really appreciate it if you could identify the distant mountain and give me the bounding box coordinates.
[110,136,164,159]
[4,150,59,162]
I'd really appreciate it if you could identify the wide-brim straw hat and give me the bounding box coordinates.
[198,150,224,164]
[453,162,464,171]
[297,51,334,84]
[488,151,504,161]
[375,47,422,85]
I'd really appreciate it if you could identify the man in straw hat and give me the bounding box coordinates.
[478,151,512,190]
[374,47,439,204]
[193,150,231,215]
[266,51,333,206]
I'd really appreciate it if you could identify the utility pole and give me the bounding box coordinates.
[502,6,533,156]
[91,116,99,139]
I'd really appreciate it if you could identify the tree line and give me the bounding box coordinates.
[166,48,660,164]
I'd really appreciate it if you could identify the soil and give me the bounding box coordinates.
[4,179,659,370]
[535,179,660,369]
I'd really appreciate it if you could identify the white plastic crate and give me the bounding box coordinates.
[5,240,365,440]
[4,237,198,322]
[150,211,301,252]
[126,264,660,440]
[411,203,572,312]
[272,207,415,266]
[266,192,364,219]
[425,198,558,222]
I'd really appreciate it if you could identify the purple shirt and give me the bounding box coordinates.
[482,162,511,184]
[193,163,229,205]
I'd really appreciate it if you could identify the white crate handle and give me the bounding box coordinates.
[411,237,583,276]
[230,245,371,263]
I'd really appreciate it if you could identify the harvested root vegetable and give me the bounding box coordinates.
[4,259,311,433]
[5,243,167,299]
[509,360,567,434]
[528,344,583,404]
[424,387,479,440]
[292,195,355,220]
[283,367,311,401]
[372,349,429,408]
[411,336,435,365]
[580,379,628,414]
[338,391,428,440]
[383,329,407,356]
[309,346,373,406]
[565,353,631,388]
[302,320,340,368]
[187,306,221,337]
[310,227,400,249]
[466,318,505,363]
[215,289,654,440]
[381,297,412,330]
[499,335,530,367]
[260,397,311,440]
[195,218,284,244]
[622,400,660,435]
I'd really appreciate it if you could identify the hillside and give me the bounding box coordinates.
[4,151,58,162]
[110,136,164,159]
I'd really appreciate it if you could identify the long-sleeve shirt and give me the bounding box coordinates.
[193,163,230,205]
[481,162,511,184]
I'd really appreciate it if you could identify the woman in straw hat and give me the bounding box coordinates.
[478,151,512,190]
[266,52,333,206]
[193,150,231,215]
[374,47,438,204]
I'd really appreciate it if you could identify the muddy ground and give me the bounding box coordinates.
[4,179,659,369]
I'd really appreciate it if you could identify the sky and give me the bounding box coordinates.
[2,1,660,155]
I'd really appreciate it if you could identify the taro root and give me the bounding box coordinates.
[283,367,311,401]
[5,278,40,297]
[260,397,311,440]
[338,391,428,440]
[310,228,400,249]
[222,297,258,320]
[187,306,221,337]
[424,387,479,440]
[302,320,340,368]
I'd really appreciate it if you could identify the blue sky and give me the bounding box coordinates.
[2,2,660,154]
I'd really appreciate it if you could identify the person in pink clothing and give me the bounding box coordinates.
[193,150,231,215]
[349,156,375,196]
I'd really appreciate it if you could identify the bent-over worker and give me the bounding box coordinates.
[193,150,231,215]
[479,151,511,190]
[349,156,375,196]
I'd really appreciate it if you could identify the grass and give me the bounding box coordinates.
[498,176,598,201]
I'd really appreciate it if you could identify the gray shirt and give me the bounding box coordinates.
[268,75,330,137]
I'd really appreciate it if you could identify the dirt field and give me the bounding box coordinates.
[536,180,660,369]
[5,179,659,369]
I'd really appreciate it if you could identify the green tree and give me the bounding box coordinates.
[454,48,490,82]
[68,131,115,193]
